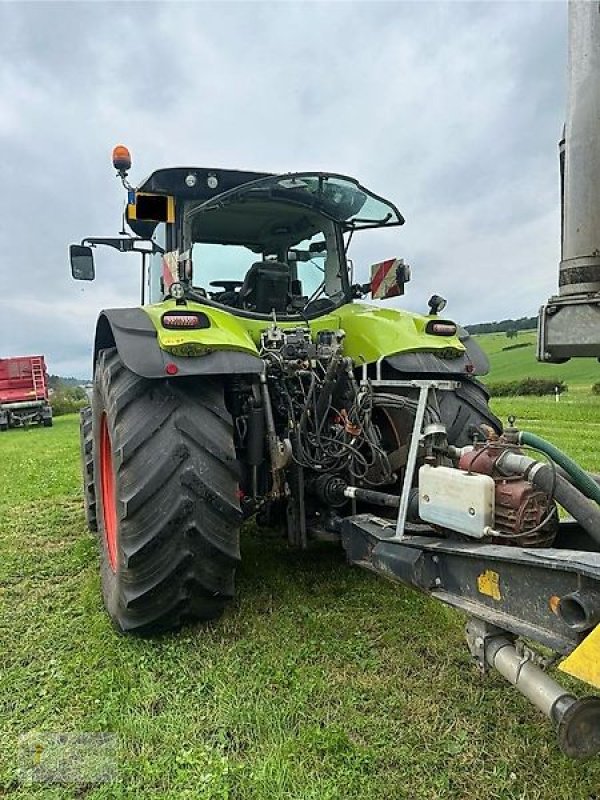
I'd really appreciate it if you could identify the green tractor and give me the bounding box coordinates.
[71,147,600,757]
[71,146,498,634]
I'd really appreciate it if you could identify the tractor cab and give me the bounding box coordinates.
[181,172,405,317]
[71,148,409,315]
[133,167,406,314]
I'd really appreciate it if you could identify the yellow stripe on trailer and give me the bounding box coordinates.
[559,625,600,689]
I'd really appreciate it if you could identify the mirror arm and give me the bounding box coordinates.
[351,282,371,299]
[81,237,165,255]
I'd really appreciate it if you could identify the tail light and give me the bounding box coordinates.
[161,311,210,330]
[425,320,457,336]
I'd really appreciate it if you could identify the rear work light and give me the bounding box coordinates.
[425,320,458,337]
[161,311,211,330]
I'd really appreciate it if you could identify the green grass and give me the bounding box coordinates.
[491,390,600,472]
[475,330,599,386]
[2,414,600,798]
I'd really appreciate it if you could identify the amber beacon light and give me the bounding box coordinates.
[112,144,132,174]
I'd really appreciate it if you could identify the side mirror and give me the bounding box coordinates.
[70,244,95,281]
[370,258,411,300]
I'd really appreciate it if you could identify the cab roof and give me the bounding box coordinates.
[137,167,272,203]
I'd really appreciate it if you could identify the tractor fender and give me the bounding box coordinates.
[384,327,490,377]
[94,308,264,379]
[457,326,490,375]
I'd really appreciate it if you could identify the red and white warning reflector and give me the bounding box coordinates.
[370,258,410,300]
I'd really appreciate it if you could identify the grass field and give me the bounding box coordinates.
[474,329,599,386]
[2,411,600,799]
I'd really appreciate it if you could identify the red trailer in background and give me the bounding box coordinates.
[0,356,53,430]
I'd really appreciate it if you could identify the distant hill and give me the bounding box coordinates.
[475,330,598,386]
[48,375,90,389]
[465,316,537,335]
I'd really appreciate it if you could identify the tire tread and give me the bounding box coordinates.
[94,349,240,634]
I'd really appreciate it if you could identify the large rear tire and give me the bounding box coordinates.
[93,348,241,634]
[80,406,97,532]
[437,379,501,446]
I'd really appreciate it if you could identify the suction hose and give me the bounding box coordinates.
[519,431,600,506]
[496,450,600,546]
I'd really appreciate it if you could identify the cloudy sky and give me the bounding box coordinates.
[0,0,567,377]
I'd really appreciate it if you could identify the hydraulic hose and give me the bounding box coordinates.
[535,471,600,546]
[519,431,600,506]
[496,451,600,546]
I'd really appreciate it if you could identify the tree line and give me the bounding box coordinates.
[465,316,537,335]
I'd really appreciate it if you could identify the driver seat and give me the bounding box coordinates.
[239,261,291,314]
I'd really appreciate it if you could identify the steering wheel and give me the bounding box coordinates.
[209,280,243,292]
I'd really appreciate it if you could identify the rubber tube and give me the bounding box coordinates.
[520,431,600,506]
[531,468,600,546]
[556,465,600,489]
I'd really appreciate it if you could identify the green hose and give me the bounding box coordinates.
[519,430,600,506]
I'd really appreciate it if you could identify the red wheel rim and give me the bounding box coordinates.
[99,413,118,572]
